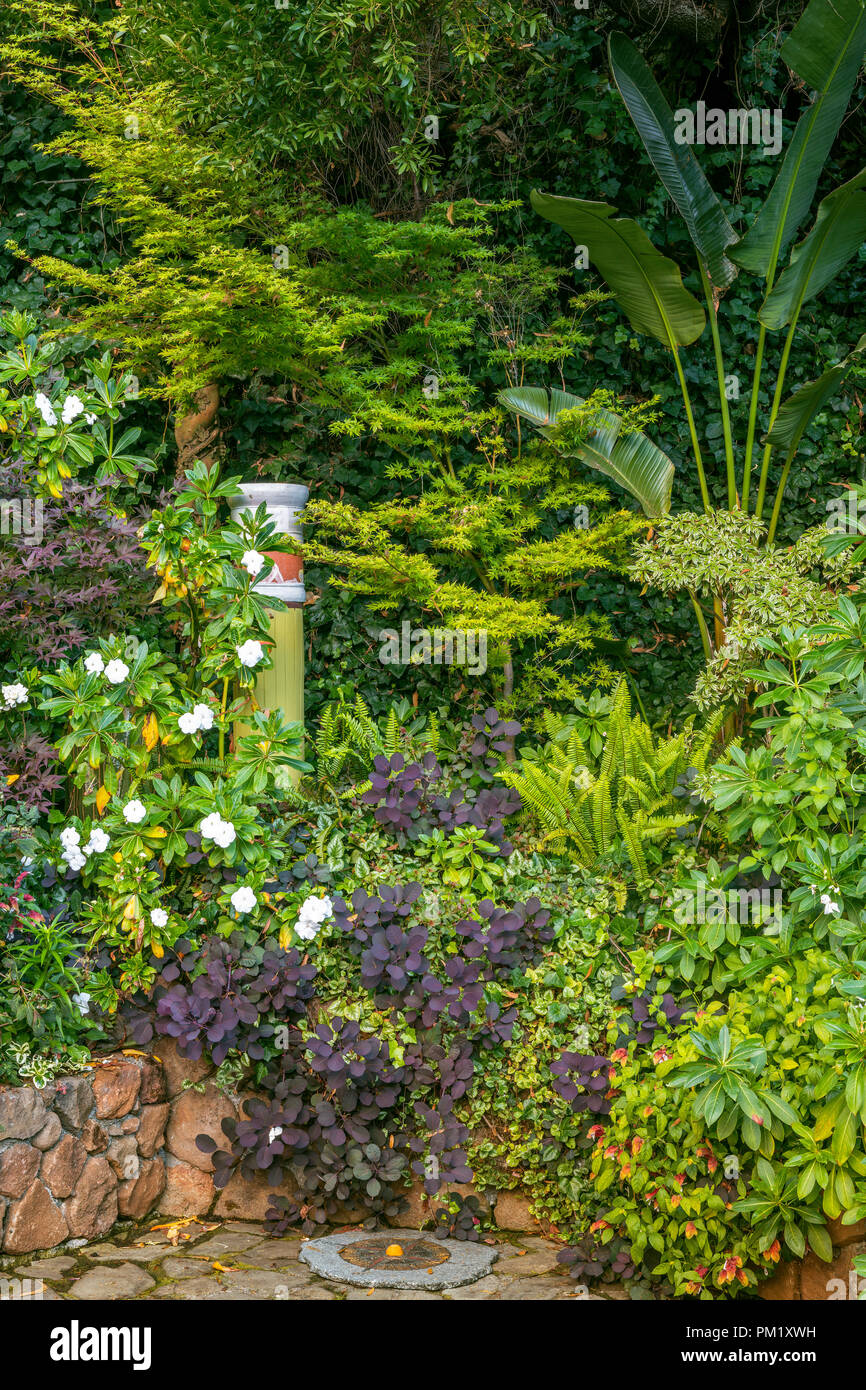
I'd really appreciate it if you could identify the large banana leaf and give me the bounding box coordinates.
[499,384,675,517]
[608,32,737,290]
[760,169,866,329]
[530,191,706,347]
[731,0,866,278]
[765,334,866,451]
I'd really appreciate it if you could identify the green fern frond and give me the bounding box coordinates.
[591,773,614,853]
[383,706,400,758]
[616,807,650,883]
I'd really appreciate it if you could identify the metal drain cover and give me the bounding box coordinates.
[299,1228,497,1290]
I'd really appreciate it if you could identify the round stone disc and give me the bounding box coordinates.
[299,1228,498,1290]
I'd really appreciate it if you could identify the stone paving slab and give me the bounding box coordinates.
[299,1227,498,1291]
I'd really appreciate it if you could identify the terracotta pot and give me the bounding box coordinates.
[229,482,309,604]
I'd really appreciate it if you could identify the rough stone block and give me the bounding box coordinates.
[50,1075,94,1130]
[138,1057,168,1104]
[0,1087,49,1142]
[40,1133,88,1199]
[213,1170,284,1221]
[32,1113,63,1151]
[160,1156,214,1216]
[2,1180,69,1253]
[157,1039,212,1099]
[137,1102,170,1158]
[0,1142,41,1199]
[62,1155,118,1239]
[493,1190,541,1233]
[117,1156,166,1219]
[759,1260,801,1300]
[106,1135,139,1179]
[80,1117,109,1153]
[91,1062,141,1118]
[165,1084,236,1171]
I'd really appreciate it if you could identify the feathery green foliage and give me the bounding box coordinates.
[501,681,725,880]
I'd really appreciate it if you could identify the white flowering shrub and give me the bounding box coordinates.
[28,461,311,988]
[0,309,153,497]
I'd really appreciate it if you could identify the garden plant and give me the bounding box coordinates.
[0,0,865,1326]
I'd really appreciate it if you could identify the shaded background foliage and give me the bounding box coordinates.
[1,0,864,723]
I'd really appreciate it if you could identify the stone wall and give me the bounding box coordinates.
[5,1050,861,1300]
[760,1217,866,1300]
[0,1045,542,1252]
[0,1054,167,1254]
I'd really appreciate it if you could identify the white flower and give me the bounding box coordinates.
[212,821,236,848]
[236,639,264,668]
[63,849,86,872]
[192,703,214,731]
[822,898,841,917]
[105,659,130,685]
[123,799,147,824]
[268,1126,283,1145]
[295,894,333,940]
[60,826,81,849]
[61,394,85,425]
[71,992,91,1016]
[241,550,266,577]
[150,908,168,928]
[34,392,57,427]
[179,703,215,735]
[85,827,110,854]
[2,683,28,708]
[84,652,105,675]
[199,812,223,839]
[85,412,96,426]
[230,885,257,915]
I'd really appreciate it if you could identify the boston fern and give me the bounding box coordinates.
[499,680,723,881]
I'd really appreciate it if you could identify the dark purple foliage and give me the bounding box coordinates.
[551,1053,613,1115]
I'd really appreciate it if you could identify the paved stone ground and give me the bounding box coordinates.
[3,1218,630,1301]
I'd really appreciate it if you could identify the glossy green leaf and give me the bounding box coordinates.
[765,334,866,451]
[808,1222,834,1262]
[731,0,866,277]
[760,169,866,329]
[530,190,706,347]
[498,384,674,517]
[608,32,737,288]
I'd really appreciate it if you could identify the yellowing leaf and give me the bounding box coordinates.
[152,941,164,958]
[142,713,159,751]
[147,826,167,839]
[95,784,111,815]
[5,773,19,786]
[279,922,293,951]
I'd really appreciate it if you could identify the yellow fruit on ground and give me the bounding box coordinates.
[385,1244,403,1258]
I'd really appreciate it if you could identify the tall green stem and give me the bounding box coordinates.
[671,345,710,512]
[755,314,800,522]
[688,588,713,662]
[699,262,736,509]
[767,445,797,544]
[741,324,767,513]
[219,677,228,761]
